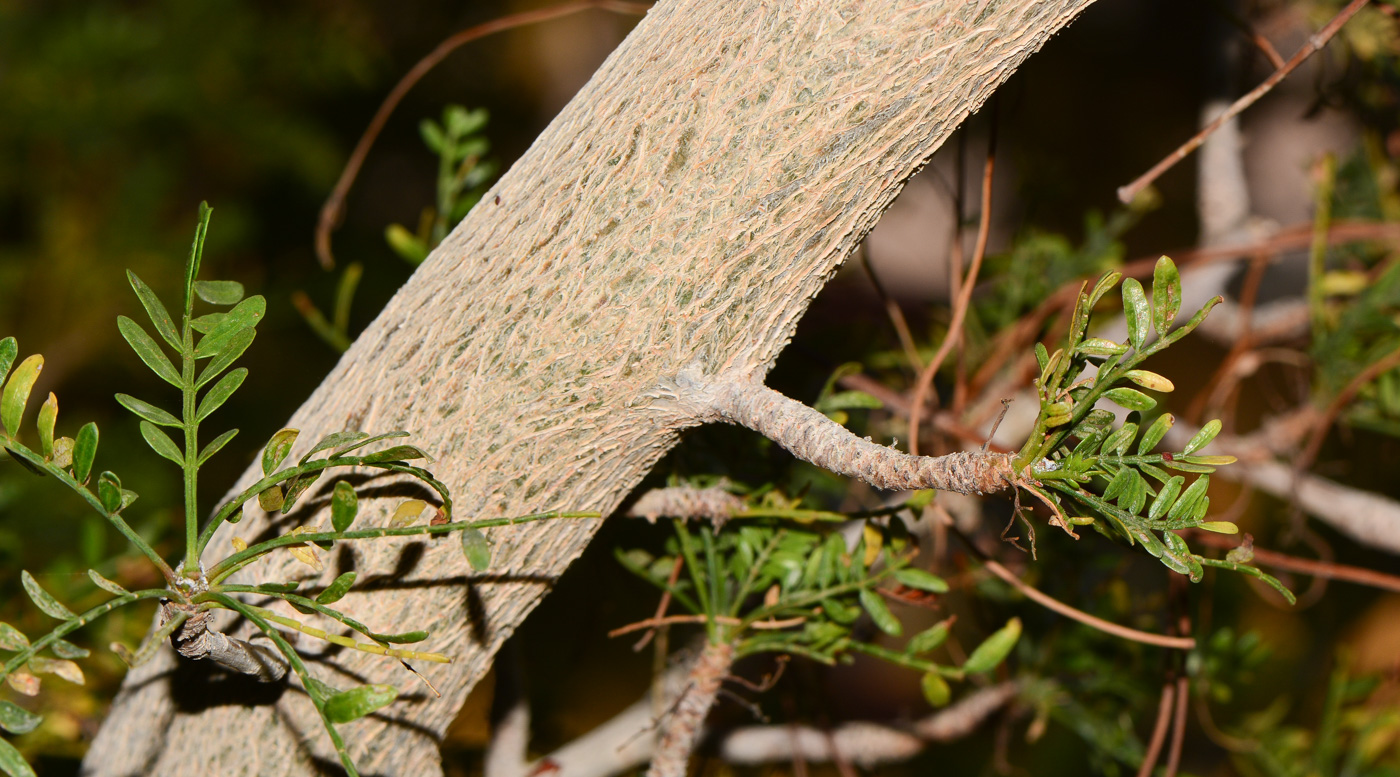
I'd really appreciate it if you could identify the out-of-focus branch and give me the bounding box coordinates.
[719,683,1019,768]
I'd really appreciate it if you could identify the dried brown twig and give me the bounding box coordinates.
[1117,0,1370,204]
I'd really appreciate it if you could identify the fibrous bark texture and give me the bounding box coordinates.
[86,1,1097,774]
[645,642,734,777]
[671,374,1014,493]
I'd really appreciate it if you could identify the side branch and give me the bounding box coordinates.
[165,603,288,682]
[673,374,1014,495]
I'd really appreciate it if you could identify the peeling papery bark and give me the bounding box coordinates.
[668,372,1015,495]
[164,603,288,683]
[646,641,735,777]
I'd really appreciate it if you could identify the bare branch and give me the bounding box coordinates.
[165,603,287,683]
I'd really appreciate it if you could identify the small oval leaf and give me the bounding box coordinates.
[331,481,358,533]
[1198,521,1238,534]
[36,393,57,457]
[1104,387,1156,412]
[858,588,902,637]
[1124,370,1174,393]
[262,428,299,475]
[72,422,98,483]
[198,428,238,465]
[97,472,123,513]
[1152,256,1182,336]
[892,568,949,594]
[1183,419,1222,456]
[1122,279,1150,351]
[388,499,427,528]
[316,571,357,605]
[323,683,398,724]
[921,671,951,707]
[0,623,29,651]
[962,617,1021,675]
[51,639,89,660]
[140,421,184,466]
[193,279,245,306]
[117,317,181,388]
[0,732,37,776]
[907,620,951,655]
[258,485,285,513]
[1139,413,1174,455]
[195,368,247,421]
[87,569,129,596]
[461,528,491,571]
[126,270,181,348]
[21,571,74,620]
[1,354,43,438]
[0,700,41,735]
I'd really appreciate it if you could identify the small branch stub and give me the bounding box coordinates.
[164,602,288,682]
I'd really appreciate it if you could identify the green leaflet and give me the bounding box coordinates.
[117,317,181,388]
[323,684,398,724]
[125,270,180,348]
[858,588,901,636]
[1,354,42,438]
[21,571,74,620]
[962,617,1021,674]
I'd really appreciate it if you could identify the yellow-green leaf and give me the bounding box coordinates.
[389,499,427,528]
[262,428,299,475]
[921,672,951,707]
[323,684,398,724]
[1124,370,1174,393]
[962,617,1021,674]
[1,354,42,438]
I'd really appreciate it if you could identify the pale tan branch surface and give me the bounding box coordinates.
[628,485,746,523]
[87,1,1101,774]
[676,374,1014,494]
[647,641,734,777]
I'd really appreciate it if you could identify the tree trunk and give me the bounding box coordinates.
[85,0,1097,774]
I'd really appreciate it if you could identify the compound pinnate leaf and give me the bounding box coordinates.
[892,568,949,593]
[117,317,181,388]
[21,571,74,620]
[331,481,359,533]
[262,428,299,475]
[87,569,130,596]
[0,701,40,735]
[921,672,951,707]
[317,572,357,605]
[72,423,98,483]
[1104,387,1156,412]
[0,623,28,651]
[36,393,56,458]
[1167,476,1211,523]
[1,354,42,438]
[858,588,901,637]
[198,428,238,465]
[962,617,1021,675]
[1183,419,1222,456]
[140,421,184,466]
[331,431,408,457]
[323,684,398,724]
[0,735,37,777]
[193,280,244,306]
[195,368,247,421]
[183,203,213,299]
[1122,278,1150,351]
[126,270,180,348]
[113,394,180,428]
[1152,256,1182,336]
[461,528,491,571]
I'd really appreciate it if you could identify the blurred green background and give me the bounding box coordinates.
[3,0,1400,775]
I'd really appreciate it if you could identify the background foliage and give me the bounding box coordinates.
[3,0,1400,775]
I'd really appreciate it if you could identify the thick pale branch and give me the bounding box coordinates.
[646,641,735,777]
[673,373,1014,495]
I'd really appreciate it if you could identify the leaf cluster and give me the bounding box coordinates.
[619,509,1021,709]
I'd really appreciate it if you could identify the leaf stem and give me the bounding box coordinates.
[1,588,171,682]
